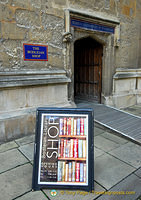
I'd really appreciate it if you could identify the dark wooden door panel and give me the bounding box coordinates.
[74,37,103,102]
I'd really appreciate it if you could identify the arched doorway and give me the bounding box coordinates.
[74,37,103,103]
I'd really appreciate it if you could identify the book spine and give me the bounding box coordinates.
[78,139,83,158]
[62,161,65,182]
[58,139,61,158]
[67,118,71,135]
[74,139,78,158]
[80,163,84,182]
[77,118,80,135]
[65,140,68,158]
[64,118,67,135]
[67,140,70,158]
[72,161,75,182]
[83,140,86,158]
[84,163,86,183]
[70,139,74,158]
[74,119,77,136]
[60,139,64,157]
[80,118,84,135]
[68,162,72,182]
[63,139,66,158]
[57,161,62,181]
[71,118,74,136]
[75,162,80,182]
[65,163,69,182]
[84,118,87,136]
[59,118,64,135]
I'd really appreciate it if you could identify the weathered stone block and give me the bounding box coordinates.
[29,29,52,42]
[16,9,41,29]
[0,0,8,3]
[11,0,30,9]
[1,21,28,40]
[41,13,64,47]
[0,88,26,112]
[114,78,136,93]
[0,4,14,21]
[48,54,64,68]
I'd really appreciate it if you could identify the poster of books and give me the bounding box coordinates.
[38,114,88,185]
[32,108,94,191]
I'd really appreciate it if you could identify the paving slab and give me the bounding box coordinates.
[0,148,28,173]
[94,153,135,190]
[101,132,128,145]
[94,127,105,136]
[0,163,32,200]
[15,134,35,146]
[94,147,105,159]
[94,135,119,152]
[96,174,141,200]
[18,142,34,161]
[109,142,141,168]
[15,191,47,200]
[43,182,105,200]
[0,141,18,153]
[134,167,141,178]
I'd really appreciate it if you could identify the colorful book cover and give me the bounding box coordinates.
[80,163,84,182]
[80,118,84,135]
[75,162,80,182]
[74,119,77,136]
[59,118,64,135]
[57,161,62,181]
[74,139,78,158]
[72,161,75,182]
[68,162,72,182]
[78,139,83,158]
[71,118,74,136]
[77,118,80,135]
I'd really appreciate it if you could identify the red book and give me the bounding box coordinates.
[75,162,80,182]
[80,118,84,135]
[60,139,64,157]
[67,118,71,135]
[64,118,67,135]
[74,139,78,158]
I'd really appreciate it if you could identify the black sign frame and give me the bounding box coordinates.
[32,107,94,191]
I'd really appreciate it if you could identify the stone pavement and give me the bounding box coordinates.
[0,105,141,200]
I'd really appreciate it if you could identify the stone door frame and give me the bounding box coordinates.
[63,9,120,104]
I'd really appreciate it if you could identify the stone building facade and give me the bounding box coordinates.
[0,0,141,142]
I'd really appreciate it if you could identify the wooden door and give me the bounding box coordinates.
[74,37,103,102]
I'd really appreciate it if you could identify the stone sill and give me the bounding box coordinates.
[0,69,71,89]
[113,68,141,79]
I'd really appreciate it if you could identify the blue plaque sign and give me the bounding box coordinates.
[23,43,48,61]
[71,18,115,34]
